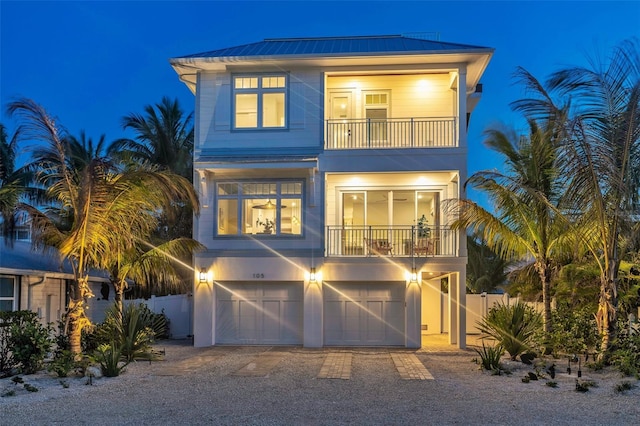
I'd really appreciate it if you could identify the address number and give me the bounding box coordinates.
[252,273,265,279]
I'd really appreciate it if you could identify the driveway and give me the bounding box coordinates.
[1,339,639,425]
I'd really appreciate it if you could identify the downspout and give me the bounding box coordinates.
[27,275,47,315]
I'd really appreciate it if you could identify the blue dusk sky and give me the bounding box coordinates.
[1,0,639,206]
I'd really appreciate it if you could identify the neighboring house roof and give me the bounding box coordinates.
[0,239,108,279]
[176,34,490,59]
[170,34,494,94]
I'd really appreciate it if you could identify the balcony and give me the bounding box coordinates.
[325,117,457,150]
[325,225,458,257]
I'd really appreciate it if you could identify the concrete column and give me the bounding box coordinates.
[457,269,467,349]
[405,279,421,348]
[449,273,458,345]
[304,279,323,347]
[193,261,215,347]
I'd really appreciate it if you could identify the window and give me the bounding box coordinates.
[0,276,16,312]
[217,181,302,236]
[233,75,287,129]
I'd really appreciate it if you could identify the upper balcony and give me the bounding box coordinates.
[324,72,462,150]
[325,117,457,150]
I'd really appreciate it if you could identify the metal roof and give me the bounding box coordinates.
[176,35,491,59]
[0,239,108,278]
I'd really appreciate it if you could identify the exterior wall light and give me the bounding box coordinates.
[309,267,317,282]
[199,268,208,283]
[410,267,418,282]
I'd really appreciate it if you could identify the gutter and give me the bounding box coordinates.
[27,274,46,313]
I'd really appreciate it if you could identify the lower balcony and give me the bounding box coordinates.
[325,225,458,257]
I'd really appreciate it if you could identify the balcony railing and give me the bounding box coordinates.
[325,117,457,149]
[325,225,458,257]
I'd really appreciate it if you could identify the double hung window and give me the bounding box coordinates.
[217,181,302,236]
[0,276,16,312]
[234,75,287,129]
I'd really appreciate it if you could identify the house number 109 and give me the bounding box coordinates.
[252,273,265,279]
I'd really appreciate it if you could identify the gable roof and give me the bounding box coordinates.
[176,34,490,59]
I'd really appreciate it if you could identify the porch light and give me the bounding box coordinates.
[199,268,208,283]
[410,267,418,282]
[309,267,317,282]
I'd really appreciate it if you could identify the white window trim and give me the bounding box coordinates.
[232,74,288,130]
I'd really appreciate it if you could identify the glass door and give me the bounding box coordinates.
[342,192,365,255]
[329,92,353,148]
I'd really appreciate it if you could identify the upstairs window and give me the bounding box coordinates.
[233,75,287,129]
[217,181,302,236]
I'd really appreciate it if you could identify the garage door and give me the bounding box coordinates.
[216,282,303,345]
[324,281,405,346]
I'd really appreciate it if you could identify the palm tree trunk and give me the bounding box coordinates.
[66,277,92,355]
[113,279,126,320]
[535,260,553,335]
[596,276,618,359]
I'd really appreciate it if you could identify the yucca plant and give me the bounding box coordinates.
[93,342,128,377]
[97,303,166,362]
[477,301,542,360]
[475,342,504,372]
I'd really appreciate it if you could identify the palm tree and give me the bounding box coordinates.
[107,237,203,316]
[514,38,640,355]
[109,97,195,242]
[7,98,199,354]
[108,97,194,179]
[0,124,40,240]
[466,234,509,294]
[452,115,568,336]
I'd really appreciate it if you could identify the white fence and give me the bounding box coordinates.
[465,293,548,334]
[126,294,192,339]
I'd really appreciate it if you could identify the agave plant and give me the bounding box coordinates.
[477,301,542,360]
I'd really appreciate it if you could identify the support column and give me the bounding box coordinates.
[457,269,467,349]
[448,273,458,345]
[304,279,323,347]
[456,66,468,149]
[193,261,215,347]
[405,279,421,348]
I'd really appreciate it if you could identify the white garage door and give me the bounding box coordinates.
[216,282,303,345]
[324,281,405,346]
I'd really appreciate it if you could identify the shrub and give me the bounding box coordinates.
[0,311,19,376]
[48,350,75,378]
[93,342,128,377]
[8,311,53,374]
[476,301,542,360]
[611,321,640,378]
[475,342,504,372]
[539,303,599,358]
[86,303,167,362]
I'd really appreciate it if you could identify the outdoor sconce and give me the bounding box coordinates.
[309,267,317,282]
[199,268,208,283]
[410,267,418,282]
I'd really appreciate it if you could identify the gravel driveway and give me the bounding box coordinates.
[1,340,639,425]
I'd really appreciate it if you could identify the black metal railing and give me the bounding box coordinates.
[325,225,458,257]
[325,117,457,149]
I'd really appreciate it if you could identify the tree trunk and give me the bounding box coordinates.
[596,276,618,359]
[66,276,93,355]
[535,260,553,335]
[113,279,126,322]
